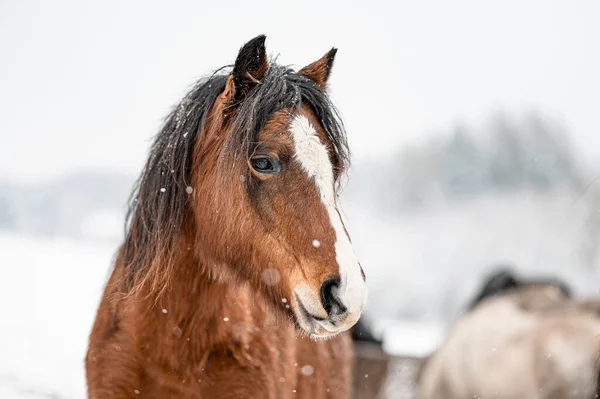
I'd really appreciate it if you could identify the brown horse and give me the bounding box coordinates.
[85,35,367,398]
[419,269,600,399]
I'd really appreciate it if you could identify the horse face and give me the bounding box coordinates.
[193,36,366,338]
[245,106,367,338]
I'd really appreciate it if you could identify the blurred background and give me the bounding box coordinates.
[1,0,599,397]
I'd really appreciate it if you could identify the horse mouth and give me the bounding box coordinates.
[293,292,349,339]
[295,292,326,321]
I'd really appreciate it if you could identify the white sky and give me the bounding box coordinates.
[1,0,599,182]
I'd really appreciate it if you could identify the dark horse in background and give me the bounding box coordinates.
[466,267,572,310]
[419,267,600,399]
[86,35,367,398]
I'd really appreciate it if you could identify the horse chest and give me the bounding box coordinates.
[195,332,353,399]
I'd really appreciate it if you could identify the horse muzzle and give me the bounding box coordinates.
[293,278,366,339]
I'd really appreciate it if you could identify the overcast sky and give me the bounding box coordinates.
[1,0,598,182]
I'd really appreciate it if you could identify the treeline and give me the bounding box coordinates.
[0,172,134,239]
[347,112,583,212]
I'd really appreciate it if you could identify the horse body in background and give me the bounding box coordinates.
[86,36,367,399]
[419,269,600,399]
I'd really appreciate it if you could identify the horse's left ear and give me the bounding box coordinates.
[299,48,337,88]
[230,35,269,104]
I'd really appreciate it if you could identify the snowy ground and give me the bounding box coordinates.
[1,190,598,397]
[0,234,115,398]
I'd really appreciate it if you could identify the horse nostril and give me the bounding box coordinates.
[320,277,346,316]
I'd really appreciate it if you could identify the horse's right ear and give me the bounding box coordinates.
[228,35,269,105]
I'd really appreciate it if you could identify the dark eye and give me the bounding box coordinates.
[250,156,282,174]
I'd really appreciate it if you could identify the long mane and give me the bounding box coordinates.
[120,62,350,293]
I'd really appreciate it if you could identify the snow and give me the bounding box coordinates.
[381,320,445,358]
[300,365,314,376]
[261,268,281,285]
[0,233,115,398]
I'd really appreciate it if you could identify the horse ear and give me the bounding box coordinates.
[299,48,337,88]
[231,35,269,104]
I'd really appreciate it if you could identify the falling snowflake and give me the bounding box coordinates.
[261,269,281,285]
[185,186,193,194]
[162,308,168,314]
[312,240,320,248]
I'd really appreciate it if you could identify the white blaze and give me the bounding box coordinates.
[289,115,366,316]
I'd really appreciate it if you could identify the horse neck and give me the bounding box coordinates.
[129,239,260,365]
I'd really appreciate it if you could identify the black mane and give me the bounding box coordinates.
[468,268,518,309]
[121,62,349,279]
[468,267,572,310]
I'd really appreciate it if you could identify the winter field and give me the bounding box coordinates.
[1,190,599,398]
[0,234,113,398]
